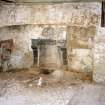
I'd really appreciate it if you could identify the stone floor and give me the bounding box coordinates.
[0,69,105,105]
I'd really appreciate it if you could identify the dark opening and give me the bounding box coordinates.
[31,46,38,66]
[61,48,67,65]
[101,1,105,27]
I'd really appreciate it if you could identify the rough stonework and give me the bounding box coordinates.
[93,28,105,83]
[0,2,105,83]
[68,49,93,72]
[0,25,66,69]
[0,3,101,27]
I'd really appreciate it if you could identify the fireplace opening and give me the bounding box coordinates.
[31,39,67,72]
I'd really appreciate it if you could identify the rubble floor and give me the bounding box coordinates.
[0,69,105,105]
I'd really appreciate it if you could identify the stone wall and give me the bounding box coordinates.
[0,25,66,69]
[93,28,105,83]
[67,26,96,73]
[0,2,104,83]
[0,3,100,27]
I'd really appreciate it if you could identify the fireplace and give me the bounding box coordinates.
[31,39,67,71]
